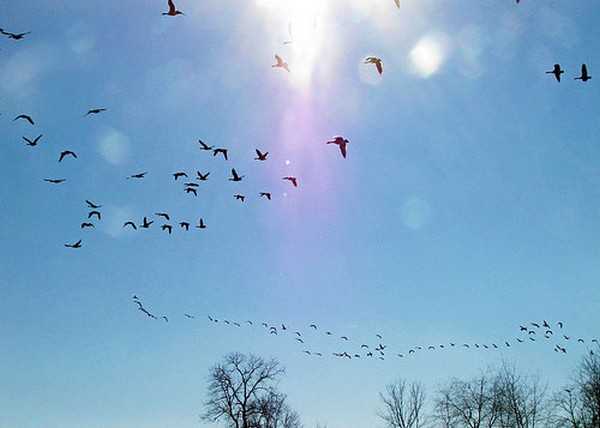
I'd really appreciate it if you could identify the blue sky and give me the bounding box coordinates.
[1,0,599,427]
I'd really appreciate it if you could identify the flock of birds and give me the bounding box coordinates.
[4,0,598,365]
[132,295,599,361]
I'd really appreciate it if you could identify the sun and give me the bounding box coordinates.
[256,0,329,89]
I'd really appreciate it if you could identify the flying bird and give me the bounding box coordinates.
[259,192,272,200]
[173,172,188,180]
[364,56,384,75]
[272,54,290,72]
[546,64,564,82]
[155,212,170,221]
[140,217,154,229]
[22,135,43,146]
[310,324,317,329]
[13,114,34,125]
[557,321,564,329]
[255,149,269,161]
[161,224,173,234]
[282,176,298,187]
[234,194,246,202]
[179,222,190,231]
[65,239,82,248]
[85,108,107,116]
[229,168,244,182]
[123,221,137,230]
[127,172,147,179]
[86,200,102,209]
[198,140,214,151]
[162,0,184,16]
[196,171,210,181]
[185,187,198,196]
[184,314,194,319]
[575,64,592,82]
[183,182,199,188]
[196,218,207,229]
[213,148,228,160]
[327,136,349,159]
[88,211,101,220]
[59,151,78,162]
[161,316,169,322]
[80,223,94,229]
[1,29,31,40]
[44,178,66,184]
[341,336,349,341]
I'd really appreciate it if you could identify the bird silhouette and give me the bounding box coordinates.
[575,64,591,82]
[196,218,207,229]
[161,224,173,234]
[14,114,34,125]
[44,178,66,184]
[22,134,43,146]
[123,221,137,230]
[140,217,154,229]
[179,222,190,231]
[196,171,210,181]
[272,54,290,72]
[161,316,169,322]
[341,336,349,341]
[234,194,246,202]
[185,187,198,196]
[546,64,564,82]
[255,149,269,161]
[310,324,317,329]
[155,212,170,221]
[364,57,384,75]
[557,321,564,329]
[59,151,78,162]
[531,322,540,328]
[80,223,94,229]
[84,108,107,116]
[213,148,228,160]
[173,172,188,180]
[229,168,244,182]
[127,172,147,179]
[1,29,31,40]
[543,320,550,328]
[259,192,272,200]
[86,200,102,209]
[198,140,214,151]
[327,136,349,159]
[520,325,528,332]
[65,239,82,248]
[88,211,101,220]
[184,314,194,319]
[282,176,298,187]
[162,0,184,16]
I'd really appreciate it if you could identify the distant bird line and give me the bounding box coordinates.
[131,296,599,361]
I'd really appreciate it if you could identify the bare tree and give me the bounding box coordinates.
[378,379,427,428]
[433,372,501,428]
[494,363,548,428]
[202,352,301,428]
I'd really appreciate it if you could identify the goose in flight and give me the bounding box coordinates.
[340,336,349,341]
[65,239,82,248]
[22,135,43,146]
[127,172,147,179]
[85,108,107,116]
[179,222,190,231]
[531,322,540,328]
[198,140,214,151]
[123,221,137,230]
[86,200,102,209]
[327,136,349,159]
[255,149,269,161]
[14,114,35,125]
[173,172,188,180]
[364,56,384,75]
[234,194,246,202]
[161,224,173,234]
[213,148,228,160]
[155,212,170,221]
[185,187,198,196]
[162,0,184,16]
[557,321,564,329]
[59,151,78,162]
[272,54,290,72]
[81,222,95,229]
[520,325,528,332]
[310,324,317,329]
[88,211,101,220]
[575,64,591,82]
[161,316,169,323]
[543,320,550,329]
[196,218,207,229]
[140,217,154,229]
[259,192,272,200]
[282,176,298,187]
[546,64,564,82]
[44,178,66,184]
[196,171,210,181]
[184,314,194,319]
[229,168,244,182]
[1,29,32,40]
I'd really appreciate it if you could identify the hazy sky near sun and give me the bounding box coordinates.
[1,1,600,427]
